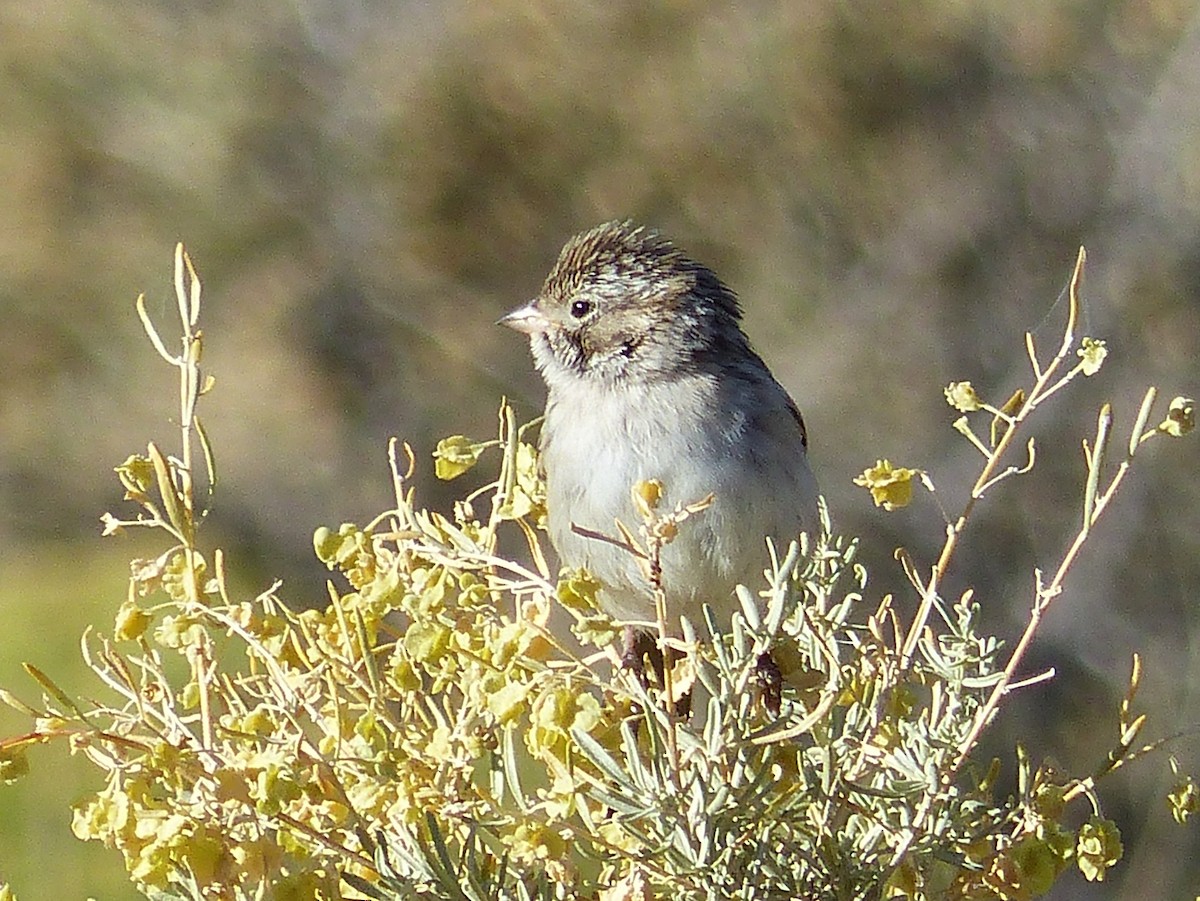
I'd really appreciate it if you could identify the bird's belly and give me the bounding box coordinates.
[542,399,797,627]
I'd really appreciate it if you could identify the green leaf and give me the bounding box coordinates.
[1160,395,1195,437]
[944,381,982,412]
[853,459,920,510]
[433,435,486,480]
[1077,337,1108,376]
[1076,818,1122,882]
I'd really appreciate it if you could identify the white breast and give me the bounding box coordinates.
[540,371,818,629]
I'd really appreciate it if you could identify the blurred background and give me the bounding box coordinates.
[1,1,1198,897]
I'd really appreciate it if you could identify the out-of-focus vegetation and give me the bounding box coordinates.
[1,1,1198,898]
[0,546,140,899]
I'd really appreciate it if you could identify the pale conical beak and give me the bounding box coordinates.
[497,301,551,335]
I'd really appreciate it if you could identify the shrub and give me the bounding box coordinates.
[0,245,1194,900]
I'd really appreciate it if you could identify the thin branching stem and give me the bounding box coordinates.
[950,399,1158,774]
[900,247,1086,666]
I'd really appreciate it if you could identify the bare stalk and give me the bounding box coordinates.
[900,247,1087,665]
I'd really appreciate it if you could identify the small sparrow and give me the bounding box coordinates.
[501,221,819,653]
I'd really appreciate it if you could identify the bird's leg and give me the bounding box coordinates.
[619,626,694,717]
[620,626,663,685]
[755,652,783,717]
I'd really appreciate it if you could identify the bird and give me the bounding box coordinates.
[500,221,819,678]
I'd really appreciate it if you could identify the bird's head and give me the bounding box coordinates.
[500,221,748,389]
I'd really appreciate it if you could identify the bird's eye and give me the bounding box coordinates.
[569,299,592,319]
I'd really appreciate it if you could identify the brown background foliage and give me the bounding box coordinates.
[1,1,1198,898]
